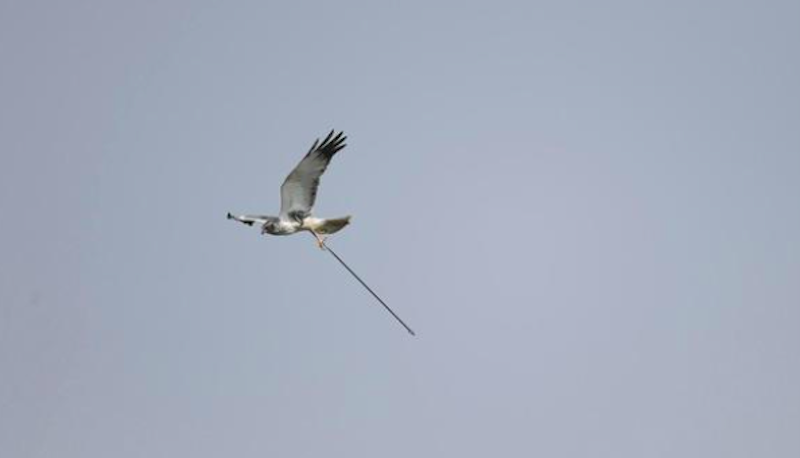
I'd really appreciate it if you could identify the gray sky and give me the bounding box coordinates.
[2,1,799,456]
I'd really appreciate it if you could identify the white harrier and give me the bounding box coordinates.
[228,130,351,248]
[227,130,415,336]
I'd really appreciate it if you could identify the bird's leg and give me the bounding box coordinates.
[312,231,327,250]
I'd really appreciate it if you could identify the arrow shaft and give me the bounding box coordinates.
[320,241,415,336]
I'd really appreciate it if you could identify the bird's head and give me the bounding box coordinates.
[261,218,278,235]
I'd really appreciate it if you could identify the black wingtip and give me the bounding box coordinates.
[310,129,348,157]
[321,130,335,145]
[227,212,233,219]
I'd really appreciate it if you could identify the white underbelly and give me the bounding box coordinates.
[276,220,302,234]
[301,216,324,231]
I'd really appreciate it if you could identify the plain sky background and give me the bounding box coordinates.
[1,1,799,456]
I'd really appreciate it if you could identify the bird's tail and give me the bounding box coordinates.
[316,215,352,234]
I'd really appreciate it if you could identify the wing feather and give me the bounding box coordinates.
[279,130,347,220]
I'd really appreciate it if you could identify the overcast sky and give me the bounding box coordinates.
[2,1,799,457]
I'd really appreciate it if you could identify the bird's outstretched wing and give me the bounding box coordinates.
[280,130,347,220]
[227,212,273,226]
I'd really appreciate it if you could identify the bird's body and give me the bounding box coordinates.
[227,213,352,236]
[272,217,301,235]
[228,130,351,247]
[227,130,416,335]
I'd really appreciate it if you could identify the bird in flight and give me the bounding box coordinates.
[227,130,351,248]
[228,130,416,336]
